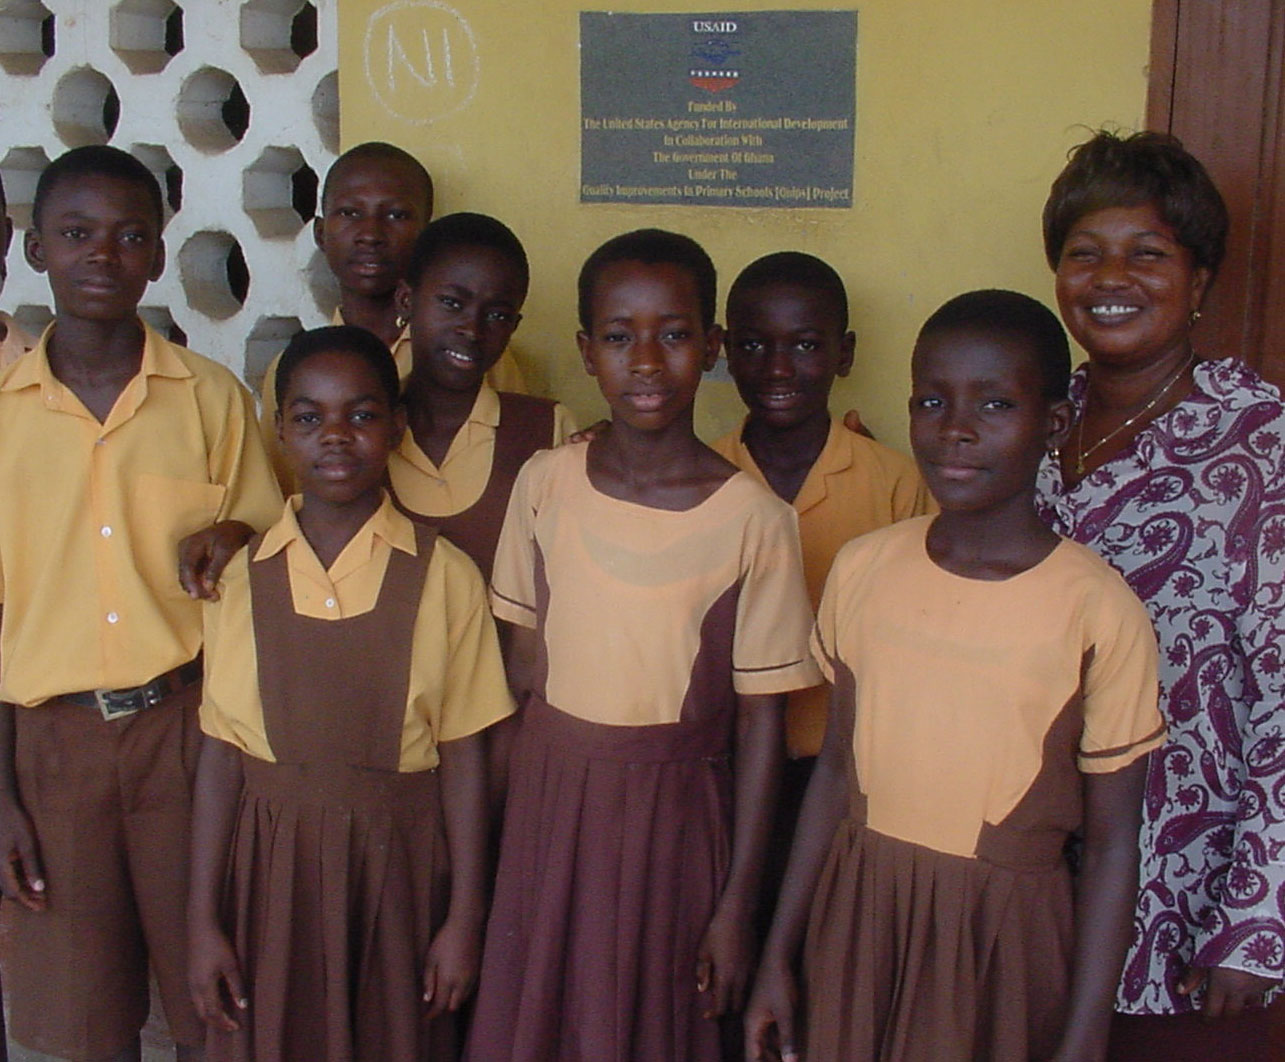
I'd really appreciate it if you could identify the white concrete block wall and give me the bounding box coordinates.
[0,0,338,394]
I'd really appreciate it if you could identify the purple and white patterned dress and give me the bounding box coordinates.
[1036,357,1285,1015]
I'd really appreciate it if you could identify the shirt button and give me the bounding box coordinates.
[100,525,112,537]
[324,598,336,609]
[106,611,119,624]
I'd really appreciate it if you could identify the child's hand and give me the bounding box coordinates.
[744,955,800,1062]
[567,419,610,445]
[178,520,255,600]
[422,916,482,1019]
[0,798,46,911]
[1177,963,1278,1019]
[188,922,247,1031]
[841,408,875,439]
[696,904,754,1019]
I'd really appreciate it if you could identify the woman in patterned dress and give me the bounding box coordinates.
[1036,129,1285,1060]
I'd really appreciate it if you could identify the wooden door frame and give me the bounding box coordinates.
[1147,0,1285,383]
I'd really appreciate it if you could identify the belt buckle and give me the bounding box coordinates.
[93,688,141,721]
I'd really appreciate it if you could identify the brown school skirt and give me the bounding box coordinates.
[468,696,733,1062]
[207,758,452,1062]
[802,822,1073,1062]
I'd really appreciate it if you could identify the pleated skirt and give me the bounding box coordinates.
[803,821,1074,1062]
[208,758,453,1062]
[468,696,733,1062]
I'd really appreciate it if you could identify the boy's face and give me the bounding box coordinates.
[315,159,431,302]
[396,244,524,393]
[577,259,722,433]
[724,281,854,431]
[909,327,1070,516]
[25,175,163,323]
[277,348,405,509]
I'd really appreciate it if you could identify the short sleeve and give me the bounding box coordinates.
[732,501,822,695]
[1078,569,1165,774]
[258,350,296,495]
[207,370,283,531]
[430,541,515,743]
[489,455,541,628]
[198,549,274,761]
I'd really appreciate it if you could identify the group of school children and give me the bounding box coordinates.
[0,136,1181,1062]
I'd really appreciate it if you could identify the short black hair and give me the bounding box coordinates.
[918,289,1070,401]
[404,212,529,297]
[275,324,401,410]
[1043,129,1228,278]
[578,228,717,331]
[33,145,163,231]
[322,142,434,216]
[727,251,848,330]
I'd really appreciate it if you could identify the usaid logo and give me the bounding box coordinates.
[692,20,737,33]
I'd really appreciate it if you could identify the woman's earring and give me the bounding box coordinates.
[396,314,409,330]
[1189,309,1202,325]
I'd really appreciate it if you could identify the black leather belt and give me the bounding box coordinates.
[58,659,203,720]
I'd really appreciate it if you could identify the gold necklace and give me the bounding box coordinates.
[1074,354,1194,476]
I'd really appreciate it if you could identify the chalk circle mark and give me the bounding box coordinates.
[363,0,479,125]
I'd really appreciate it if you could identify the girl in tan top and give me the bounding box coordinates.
[470,230,819,1062]
[747,290,1166,1062]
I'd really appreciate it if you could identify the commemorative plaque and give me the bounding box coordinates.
[580,11,857,208]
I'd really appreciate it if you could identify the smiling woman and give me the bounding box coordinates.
[1035,130,1285,1061]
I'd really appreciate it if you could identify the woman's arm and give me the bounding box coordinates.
[744,687,849,1062]
[424,730,489,1017]
[697,691,784,1019]
[1051,756,1148,1062]
[187,733,247,1030]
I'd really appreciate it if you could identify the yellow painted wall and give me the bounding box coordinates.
[338,1,1152,449]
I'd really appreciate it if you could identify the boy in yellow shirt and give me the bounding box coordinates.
[713,252,933,921]
[0,145,279,1062]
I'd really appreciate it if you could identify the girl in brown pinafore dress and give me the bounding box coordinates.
[745,292,1166,1062]
[468,232,821,1062]
[188,326,513,1061]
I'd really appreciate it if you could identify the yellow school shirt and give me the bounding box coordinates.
[201,494,514,770]
[388,382,577,518]
[0,313,35,369]
[714,416,935,757]
[490,444,821,725]
[812,517,1164,858]
[259,312,528,493]
[0,322,281,706]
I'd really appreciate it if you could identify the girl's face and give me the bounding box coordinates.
[577,259,722,433]
[396,245,524,393]
[909,328,1070,516]
[277,349,405,509]
[1054,202,1210,372]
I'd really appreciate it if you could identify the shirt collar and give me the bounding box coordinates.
[0,319,191,394]
[254,491,419,563]
[729,414,851,514]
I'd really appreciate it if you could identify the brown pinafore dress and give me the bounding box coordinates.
[208,524,453,1062]
[391,392,556,581]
